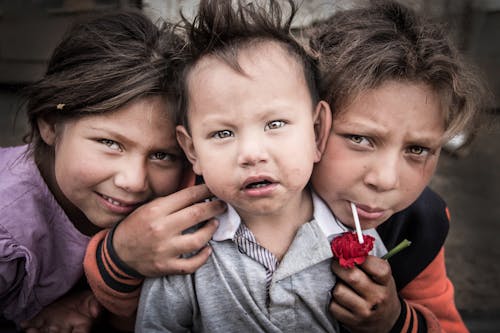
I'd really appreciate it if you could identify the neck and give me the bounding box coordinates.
[239,189,314,260]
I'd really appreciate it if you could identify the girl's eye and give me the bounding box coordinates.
[212,130,233,139]
[265,120,286,130]
[150,152,177,162]
[408,146,429,156]
[99,139,121,151]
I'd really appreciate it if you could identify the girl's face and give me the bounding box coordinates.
[40,96,185,229]
[312,81,445,230]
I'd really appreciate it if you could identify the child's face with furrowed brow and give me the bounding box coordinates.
[312,80,446,230]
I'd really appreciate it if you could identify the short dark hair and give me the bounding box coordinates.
[178,0,320,129]
[310,0,487,140]
[23,10,184,156]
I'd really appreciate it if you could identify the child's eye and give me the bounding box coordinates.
[407,146,429,156]
[212,130,233,139]
[99,139,121,151]
[347,135,370,146]
[150,152,178,162]
[265,120,286,130]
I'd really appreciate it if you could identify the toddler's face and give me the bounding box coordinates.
[44,96,184,229]
[312,81,445,230]
[178,42,326,220]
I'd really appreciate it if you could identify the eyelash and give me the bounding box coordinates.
[150,152,178,162]
[211,120,287,139]
[265,120,286,130]
[407,146,430,157]
[212,130,233,139]
[98,138,122,151]
[346,134,371,147]
[346,135,431,158]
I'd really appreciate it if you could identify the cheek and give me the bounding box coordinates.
[397,160,438,209]
[312,142,351,188]
[55,154,97,195]
[150,167,185,197]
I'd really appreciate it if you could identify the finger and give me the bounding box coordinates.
[331,281,366,313]
[167,200,226,232]
[72,323,93,333]
[332,261,372,290]
[171,245,213,274]
[79,293,103,319]
[329,298,357,325]
[47,325,61,333]
[358,255,393,285]
[25,329,41,333]
[153,184,214,213]
[174,218,219,253]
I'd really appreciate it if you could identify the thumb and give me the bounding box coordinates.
[81,293,103,318]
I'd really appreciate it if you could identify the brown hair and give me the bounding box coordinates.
[178,0,320,129]
[310,0,487,141]
[22,10,184,157]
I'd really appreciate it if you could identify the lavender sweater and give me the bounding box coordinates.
[0,145,89,324]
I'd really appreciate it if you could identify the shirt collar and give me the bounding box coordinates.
[212,192,349,241]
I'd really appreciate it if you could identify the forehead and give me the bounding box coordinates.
[187,40,304,89]
[336,81,445,138]
[186,41,311,114]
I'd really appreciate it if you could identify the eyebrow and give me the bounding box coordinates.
[336,120,443,147]
[88,126,179,151]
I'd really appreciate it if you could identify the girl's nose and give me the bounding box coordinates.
[114,158,148,193]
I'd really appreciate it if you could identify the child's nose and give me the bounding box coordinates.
[237,135,268,167]
[363,152,400,192]
[114,158,148,193]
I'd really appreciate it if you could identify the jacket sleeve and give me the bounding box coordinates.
[378,187,468,332]
[83,228,143,317]
[83,169,196,317]
[399,248,468,333]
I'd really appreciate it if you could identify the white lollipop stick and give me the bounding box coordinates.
[350,202,364,244]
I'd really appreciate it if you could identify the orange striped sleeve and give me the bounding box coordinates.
[401,248,468,333]
[84,229,142,317]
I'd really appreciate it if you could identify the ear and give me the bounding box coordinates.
[312,101,332,163]
[37,116,57,146]
[176,125,202,175]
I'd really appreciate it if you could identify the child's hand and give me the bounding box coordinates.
[20,290,102,333]
[330,255,401,333]
[113,184,227,277]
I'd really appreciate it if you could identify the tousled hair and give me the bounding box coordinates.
[22,10,185,157]
[178,0,320,129]
[310,0,488,141]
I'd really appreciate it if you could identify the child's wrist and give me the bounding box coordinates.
[106,224,144,279]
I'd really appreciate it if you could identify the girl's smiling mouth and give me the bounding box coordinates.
[98,193,143,214]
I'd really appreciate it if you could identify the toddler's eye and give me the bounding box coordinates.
[99,139,121,151]
[212,130,233,139]
[265,120,285,130]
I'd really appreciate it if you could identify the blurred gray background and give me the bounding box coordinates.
[1,0,499,332]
